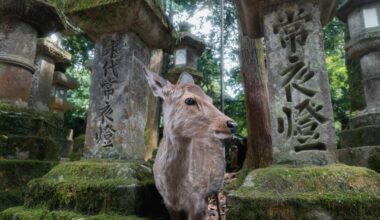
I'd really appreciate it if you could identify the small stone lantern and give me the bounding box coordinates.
[337,0,380,171]
[49,71,79,118]
[168,22,205,84]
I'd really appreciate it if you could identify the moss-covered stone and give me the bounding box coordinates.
[227,164,380,220]
[25,161,165,217]
[0,135,60,160]
[0,103,68,160]
[0,206,148,220]
[0,159,57,211]
[0,103,65,137]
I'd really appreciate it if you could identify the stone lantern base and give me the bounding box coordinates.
[0,161,167,220]
[227,164,380,220]
[338,108,380,172]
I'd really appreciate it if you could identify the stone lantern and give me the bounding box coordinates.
[337,0,380,171]
[168,22,205,84]
[49,71,79,118]
[0,0,65,104]
[29,37,72,111]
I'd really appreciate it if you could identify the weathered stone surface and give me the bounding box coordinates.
[24,161,165,218]
[341,125,380,148]
[53,0,174,51]
[0,0,66,104]
[0,0,65,35]
[0,19,36,103]
[227,164,380,220]
[361,51,380,109]
[264,2,336,165]
[85,32,150,160]
[338,146,380,173]
[28,55,55,111]
[236,0,337,38]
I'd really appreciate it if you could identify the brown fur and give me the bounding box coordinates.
[144,69,235,220]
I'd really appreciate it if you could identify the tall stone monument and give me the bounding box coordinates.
[237,0,337,165]
[337,0,380,172]
[0,0,65,104]
[58,1,175,160]
[227,1,380,219]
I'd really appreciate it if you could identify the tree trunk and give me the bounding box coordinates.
[239,35,273,170]
[144,50,164,161]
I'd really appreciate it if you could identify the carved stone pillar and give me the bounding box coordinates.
[61,0,175,160]
[237,0,338,165]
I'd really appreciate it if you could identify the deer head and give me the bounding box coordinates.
[144,68,237,139]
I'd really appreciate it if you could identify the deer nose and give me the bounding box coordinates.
[226,120,238,133]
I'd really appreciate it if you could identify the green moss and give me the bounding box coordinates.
[70,135,85,161]
[0,190,23,211]
[24,161,164,217]
[228,164,380,220]
[0,206,148,220]
[0,159,57,211]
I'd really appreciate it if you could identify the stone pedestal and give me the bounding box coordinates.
[238,0,337,165]
[29,38,71,111]
[0,0,65,104]
[337,0,380,172]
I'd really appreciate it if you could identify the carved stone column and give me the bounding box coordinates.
[62,1,175,160]
[237,0,338,165]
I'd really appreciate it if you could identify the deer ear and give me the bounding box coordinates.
[143,67,170,99]
[177,72,194,85]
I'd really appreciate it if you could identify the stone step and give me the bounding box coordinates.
[0,135,61,160]
[0,159,57,211]
[341,125,380,148]
[0,206,148,220]
[24,160,166,218]
[227,164,380,220]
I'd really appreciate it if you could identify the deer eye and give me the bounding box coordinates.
[185,98,196,105]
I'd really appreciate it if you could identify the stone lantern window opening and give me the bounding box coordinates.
[174,48,187,66]
[47,32,63,48]
[362,5,380,29]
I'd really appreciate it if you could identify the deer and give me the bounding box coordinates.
[143,67,237,220]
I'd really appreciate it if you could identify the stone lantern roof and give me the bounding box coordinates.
[37,38,71,64]
[236,0,338,38]
[0,0,66,36]
[52,0,175,51]
[337,0,378,21]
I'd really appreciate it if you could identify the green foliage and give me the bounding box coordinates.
[323,18,350,143]
[61,34,93,135]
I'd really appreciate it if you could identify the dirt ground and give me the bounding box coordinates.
[206,172,237,220]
